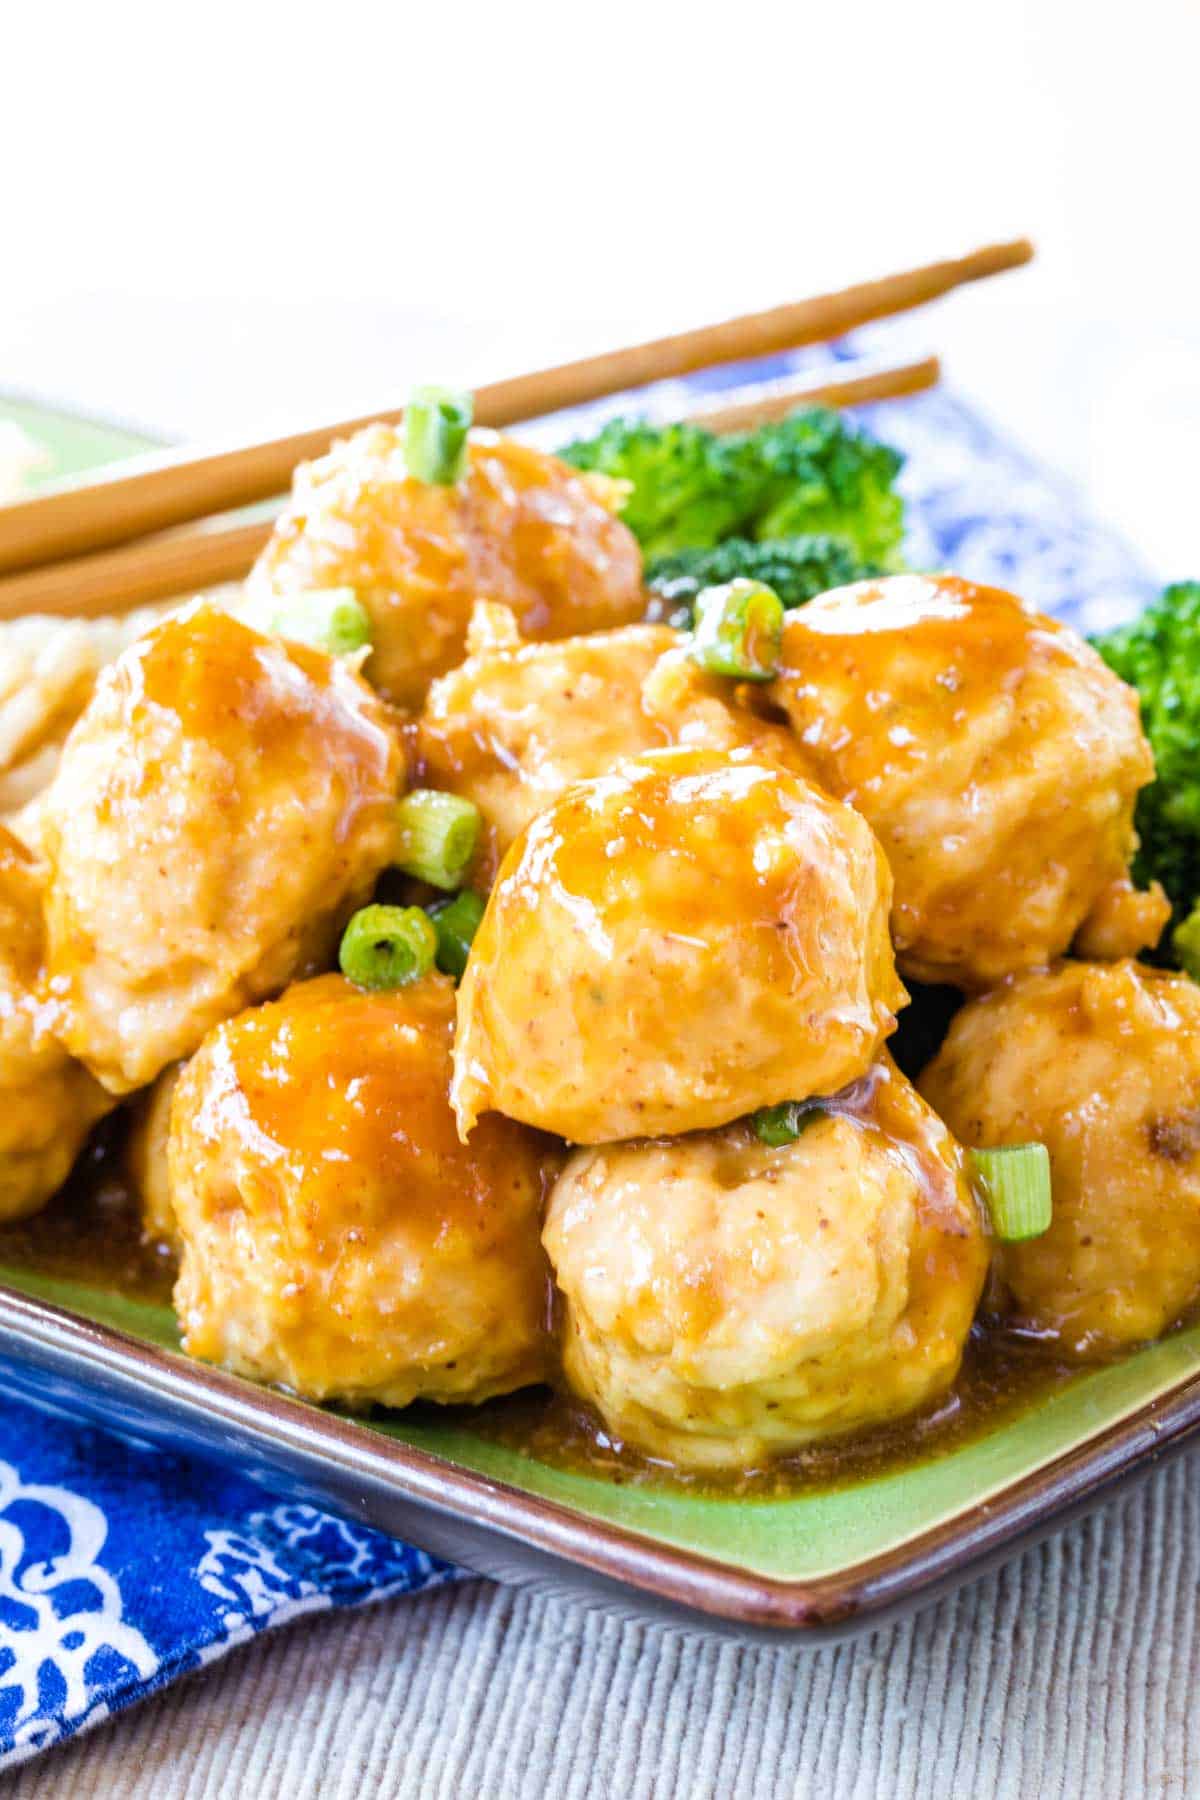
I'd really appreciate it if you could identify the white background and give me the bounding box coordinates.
[3,0,1196,573]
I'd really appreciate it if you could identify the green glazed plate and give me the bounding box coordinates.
[1,397,1196,1640]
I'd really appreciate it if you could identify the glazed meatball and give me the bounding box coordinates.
[543,1057,987,1468]
[921,959,1200,1358]
[171,973,554,1407]
[418,606,678,872]
[42,605,406,1094]
[0,826,110,1220]
[247,424,645,710]
[453,747,905,1143]
[124,1064,182,1248]
[418,605,809,873]
[768,575,1166,989]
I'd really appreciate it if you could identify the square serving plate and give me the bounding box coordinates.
[1,384,1194,1645]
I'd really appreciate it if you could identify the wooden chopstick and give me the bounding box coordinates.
[689,352,940,434]
[0,520,272,623]
[0,240,1030,578]
[0,353,941,623]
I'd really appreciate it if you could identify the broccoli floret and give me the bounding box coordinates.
[749,410,905,568]
[559,417,752,558]
[646,535,873,623]
[1173,901,1200,981]
[559,406,905,567]
[1094,582,1200,919]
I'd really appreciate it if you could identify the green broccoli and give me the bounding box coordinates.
[1094,582,1200,923]
[559,406,905,567]
[645,535,873,624]
[749,409,905,567]
[560,417,752,558]
[1173,901,1200,981]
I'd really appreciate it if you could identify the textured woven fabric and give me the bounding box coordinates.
[0,340,1163,1772]
[13,1445,1200,1797]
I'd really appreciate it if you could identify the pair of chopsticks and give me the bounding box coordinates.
[0,240,1032,623]
[0,353,942,622]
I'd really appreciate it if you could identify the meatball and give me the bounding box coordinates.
[171,973,554,1407]
[453,746,905,1143]
[41,604,406,1094]
[124,1064,182,1248]
[543,1057,987,1469]
[418,606,810,873]
[418,607,678,872]
[247,424,645,710]
[768,575,1165,989]
[921,959,1200,1358]
[0,826,110,1220]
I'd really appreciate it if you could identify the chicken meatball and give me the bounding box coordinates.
[921,958,1200,1358]
[171,973,554,1407]
[453,747,906,1143]
[418,606,678,872]
[543,1057,987,1468]
[418,605,809,872]
[247,424,645,710]
[768,575,1165,989]
[0,826,110,1220]
[41,605,406,1094]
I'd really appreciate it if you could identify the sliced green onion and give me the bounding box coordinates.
[271,587,372,657]
[969,1144,1053,1243]
[428,889,486,981]
[405,385,473,485]
[688,579,784,682]
[338,904,437,991]
[395,790,481,891]
[752,1100,823,1147]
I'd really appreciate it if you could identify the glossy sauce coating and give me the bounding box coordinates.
[453,746,906,1143]
[171,973,556,1407]
[42,605,406,1094]
[0,825,110,1220]
[922,958,1200,1358]
[769,575,1165,988]
[543,1055,989,1468]
[248,425,646,710]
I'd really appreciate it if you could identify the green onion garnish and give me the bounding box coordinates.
[688,579,784,682]
[428,889,486,981]
[405,385,473,485]
[752,1100,823,1147]
[338,904,437,990]
[271,587,371,657]
[395,790,481,891]
[969,1144,1053,1242]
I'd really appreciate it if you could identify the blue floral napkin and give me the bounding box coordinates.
[0,340,1159,1771]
